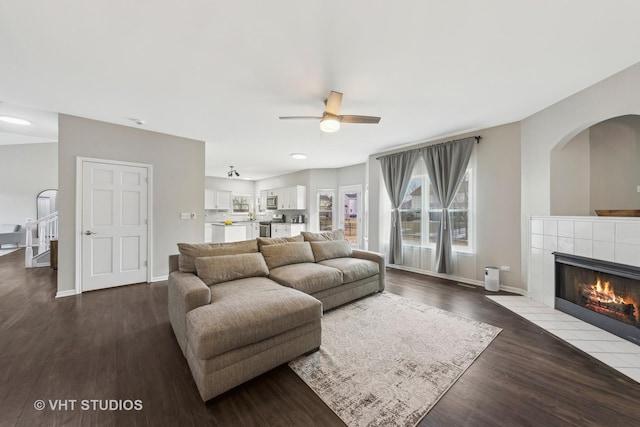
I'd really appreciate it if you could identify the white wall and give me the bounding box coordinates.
[253,164,366,232]
[57,115,205,293]
[521,61,640,292]
[0,142,58,243]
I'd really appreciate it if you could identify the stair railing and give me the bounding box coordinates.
[25,211,58,268]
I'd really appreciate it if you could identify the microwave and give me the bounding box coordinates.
[266,195,278,210]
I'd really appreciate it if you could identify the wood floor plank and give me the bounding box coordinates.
[1,249,639,426]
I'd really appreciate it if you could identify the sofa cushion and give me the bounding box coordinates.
[257,235,303,251]
[319,257,379,283]
[269,263,343,294]
[260,241,314,270]
[310,240,353,262]
[186,277,322,359]
[195,253,269,286]
[0,224,21,233]
[177,240,258,273]
[301,229,345,241]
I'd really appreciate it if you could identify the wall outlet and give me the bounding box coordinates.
[500,266,511,272]
[637,185,640,193]
[180,212,190,220]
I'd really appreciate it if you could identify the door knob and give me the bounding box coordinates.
[84,230,97,235]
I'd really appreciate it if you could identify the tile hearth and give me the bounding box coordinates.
[487,295,640,383]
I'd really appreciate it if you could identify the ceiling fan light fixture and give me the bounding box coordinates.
[320,116,340,133]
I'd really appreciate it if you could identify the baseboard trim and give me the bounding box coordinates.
[388,264,529,296]
[55,289,78,298]
[151,275,168,282]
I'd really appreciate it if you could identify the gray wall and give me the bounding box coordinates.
[590,115,640,212]
[367,122,523,289]
[520,61,640,292]
[0,143,58,241]
[550,129,591,215]
[57,115,205,293]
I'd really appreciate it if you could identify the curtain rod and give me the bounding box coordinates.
[376,135,482,160]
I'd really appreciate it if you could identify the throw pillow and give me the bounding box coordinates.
[195,253,269,286]
[260,241,315,270]
[310,240,353,262]
[301,229,345,241]
[177,240,258,273]
[257,235,303,251]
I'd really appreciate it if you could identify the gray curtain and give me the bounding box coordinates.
[379,150,420,264]
[420,137,475,274]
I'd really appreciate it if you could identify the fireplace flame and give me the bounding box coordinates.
[585,276,639,323]
[594,278,627,305]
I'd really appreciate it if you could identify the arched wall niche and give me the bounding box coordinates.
[550,114,640,216]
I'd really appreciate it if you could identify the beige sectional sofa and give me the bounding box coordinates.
[168,230,385,401]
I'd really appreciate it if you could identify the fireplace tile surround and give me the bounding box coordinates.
[526,216,640,381]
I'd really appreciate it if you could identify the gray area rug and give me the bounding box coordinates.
[289,292,501,427]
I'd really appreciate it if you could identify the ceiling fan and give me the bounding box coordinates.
[279,91,381,133]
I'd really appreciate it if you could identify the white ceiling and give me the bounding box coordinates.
[2,1,640,179]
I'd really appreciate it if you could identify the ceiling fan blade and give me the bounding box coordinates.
[324,91,343,115]
[339,115,381,124]
[279,116,322,120]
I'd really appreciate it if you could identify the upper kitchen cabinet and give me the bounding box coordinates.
[205,189,232,210]
[278,185,306,210]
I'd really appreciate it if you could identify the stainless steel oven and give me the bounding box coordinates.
[259,222,271,238]
[266,195,278,210]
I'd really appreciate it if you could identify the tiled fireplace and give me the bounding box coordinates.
[526,216,640,381]
[529,216,640,307]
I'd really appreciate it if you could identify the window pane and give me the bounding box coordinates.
[451,210,468,246]
[400,209,421,245]
[232,195,251,213]
[400,177,422,245]
[318,190,334,231]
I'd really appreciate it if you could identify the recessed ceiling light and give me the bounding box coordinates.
[291,153,307,159]
[0,116,31,126]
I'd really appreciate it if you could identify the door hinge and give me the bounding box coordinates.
[144,260,148,267]
[145,177,149,183]
[145,219,148,225]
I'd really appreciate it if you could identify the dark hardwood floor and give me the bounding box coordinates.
[1,248,639,426]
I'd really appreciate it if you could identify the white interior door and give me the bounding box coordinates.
[339,185,362,248]
[81,160,148,291]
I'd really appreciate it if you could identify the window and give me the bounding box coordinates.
[398,162,473,252]
[232,194,252,214]
[318,190,334,231]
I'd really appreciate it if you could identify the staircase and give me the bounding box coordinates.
[25,211,58,268]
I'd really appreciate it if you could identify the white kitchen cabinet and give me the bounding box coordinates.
[271,223,291,238]
[291,223,306,236]
[204,223,213,243]
[259,190,268,212]
[278,185,306,210]
[246,222,260,239]
[205,190,232,210]
[272,223,306,238]
[212,224,246,243]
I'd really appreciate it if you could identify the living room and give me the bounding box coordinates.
[2,2,640,426]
